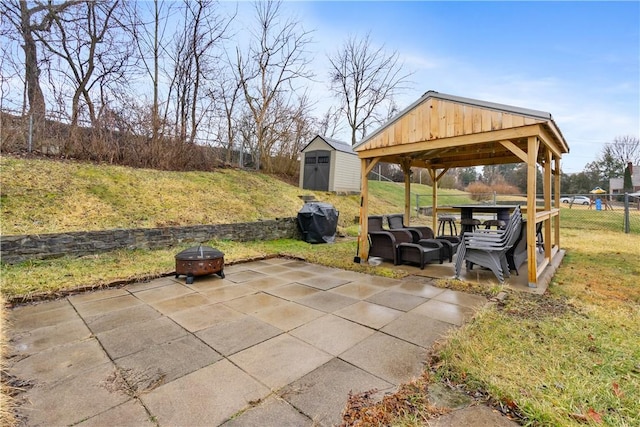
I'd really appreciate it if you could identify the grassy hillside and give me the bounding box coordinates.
[0,157,474,235]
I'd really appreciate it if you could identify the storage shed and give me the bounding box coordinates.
[299,135,361,192]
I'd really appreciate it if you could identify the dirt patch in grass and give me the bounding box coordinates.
[495,292,577,321]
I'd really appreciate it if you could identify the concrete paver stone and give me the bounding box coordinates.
[114,334,221,391]
[225,270,267,283]
[381,312,455,349]
[410,299,476,326]
[8,302,78,332]
[229,334,332,390]
[168,302,245,332]
[289,314,374,356]
[297,275,351,290]
[221,395,312,427]
[196,315,282,356]
[68,287,130,304]
[96,316,187,359]
[223,292,288,314]
[280,358,394,427]
[365,289,427,311]
[132,283,194,303]
[149,292,212,315]
[329,281,384,299]
[71,294,144,317]
[17,362,130,426]
[434,289,488,309]
[141,359,271,426]
[251,301,324,331]
[242,275,293,290]
[333,301,403,330]
[296,291,358,313]
[11,338,110,383]
[9,317,92,355]
[339,332,426,386]
[6,259,494,427]
[396,280,446,298]
[76,399,155,426]
[200,283,257,303]
[84,304,162,334]
[264,283,321,301]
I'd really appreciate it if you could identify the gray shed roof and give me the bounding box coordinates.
[301,135,356,155]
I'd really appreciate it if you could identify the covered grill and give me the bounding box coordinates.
[175,245,224,284]
[297,202,339,243]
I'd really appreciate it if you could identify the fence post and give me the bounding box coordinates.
[624,193,630,234]
[28,113,33,153]
[415,193,419,218]
[493,191,497,205]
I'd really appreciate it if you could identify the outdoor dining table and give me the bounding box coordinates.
[452,204,519,234]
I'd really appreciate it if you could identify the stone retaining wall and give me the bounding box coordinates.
[1,217,301,264]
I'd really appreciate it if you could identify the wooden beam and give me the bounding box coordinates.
[359,158,369,261]
[527,136,540,287]
[543,147,552,259]
[499,139,528,163]
[554,156,561,252]
[401,159,412,225]
[435,167,450,182]
[429,168,438,231]
[364,158,381,176]
[356,124,542,159]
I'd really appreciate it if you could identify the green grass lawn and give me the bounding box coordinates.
[2,157,639,426]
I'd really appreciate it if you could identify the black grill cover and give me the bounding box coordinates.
[297,202,339,243]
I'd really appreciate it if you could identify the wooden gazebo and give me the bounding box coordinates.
[354,91,570,287]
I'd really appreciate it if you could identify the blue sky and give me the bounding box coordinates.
[267,1,639,174]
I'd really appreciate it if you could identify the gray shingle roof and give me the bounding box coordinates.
[301,135,356,155]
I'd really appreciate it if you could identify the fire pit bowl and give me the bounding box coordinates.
[175,245,225,284]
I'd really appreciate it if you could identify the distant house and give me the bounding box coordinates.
[610,162,640,194]
[299,135,361,193]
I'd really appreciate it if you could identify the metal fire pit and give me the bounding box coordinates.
[175,245,225,284]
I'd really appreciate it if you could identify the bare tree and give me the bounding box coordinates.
[328,32,412,145]
[317,106,342,138]
[35,0,133,128]
[0,0,81,143]
[162,0,231,144]
[236,0,314,172]
[211,62,243,163]
[125,0,177,145]
[607,135,640,165]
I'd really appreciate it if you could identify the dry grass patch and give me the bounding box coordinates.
[433,229,640,426]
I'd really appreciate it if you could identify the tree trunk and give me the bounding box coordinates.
[20,0,46,146]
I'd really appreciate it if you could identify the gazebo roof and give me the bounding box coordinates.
[354,90,569,169]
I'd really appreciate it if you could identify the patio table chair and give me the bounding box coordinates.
[367,216,413,265]
[386,213,460,262]
[454,206,523,283]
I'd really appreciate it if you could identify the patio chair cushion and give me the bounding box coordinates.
[397,241,443,269]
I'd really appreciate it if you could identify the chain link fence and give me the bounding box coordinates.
[412,192,640,234]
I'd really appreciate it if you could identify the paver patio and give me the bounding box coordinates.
[5,258,516,426]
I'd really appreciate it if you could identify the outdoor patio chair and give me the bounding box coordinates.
[397,240,444,269]
[367,216,413,265]
[386,213,460,262]
[454,207,523,283]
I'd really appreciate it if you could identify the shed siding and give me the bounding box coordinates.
[332,150,361,192]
